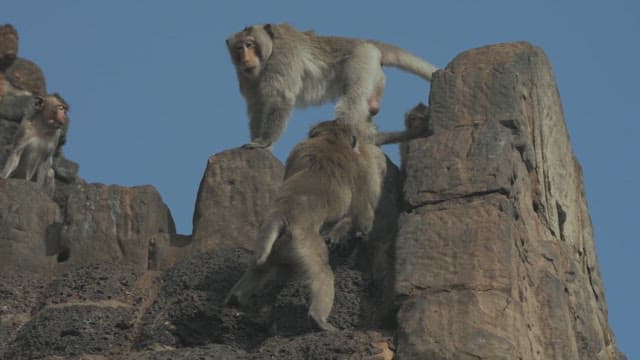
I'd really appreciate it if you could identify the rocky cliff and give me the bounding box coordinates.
[0,26,623,359]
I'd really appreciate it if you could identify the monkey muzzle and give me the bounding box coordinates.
[48,118,66,128]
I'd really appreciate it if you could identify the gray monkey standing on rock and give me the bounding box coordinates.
[226,23,438,149]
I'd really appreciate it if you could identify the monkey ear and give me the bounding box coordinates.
[264,24,274,38]
[33,95,44,110]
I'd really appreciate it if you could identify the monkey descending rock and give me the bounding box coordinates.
[1,94,69,196]
[225,107,432,331]
[225,120,388,332]
[226,23,438,149]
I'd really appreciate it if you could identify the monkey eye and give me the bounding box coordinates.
[245,41,254,48]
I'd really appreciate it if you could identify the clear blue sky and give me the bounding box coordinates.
[5,1,639,357]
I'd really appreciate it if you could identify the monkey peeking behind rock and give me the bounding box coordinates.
[0,93,69,196]
[226,23,438,149]
[225,120,388,332]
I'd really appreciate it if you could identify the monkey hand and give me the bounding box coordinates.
[324,234,340,250]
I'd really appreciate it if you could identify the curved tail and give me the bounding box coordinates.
[254,215,286,266]
[372,41,438,81]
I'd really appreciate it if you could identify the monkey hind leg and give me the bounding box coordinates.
[308,265,336,331]
[336,44,384,127]
[296,233,337,331]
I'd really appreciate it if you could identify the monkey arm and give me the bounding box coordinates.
[35,155,53,186]
[375,126,433,146]
[245,102,293,149]
[0,146,23,178]
[0,128,31,178]
[324,217,354,249]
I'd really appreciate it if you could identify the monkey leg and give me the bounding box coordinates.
[295,233,337,331]
[335,44,383,127]
[368,70,386,117]
[245,102,293,149]
[325,217,354,249]
[225,264,278,306]
[0,148,21,178]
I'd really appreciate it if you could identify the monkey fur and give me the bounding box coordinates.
[226,23,438,149]
[1,93,69,196]
[225,120,387,332]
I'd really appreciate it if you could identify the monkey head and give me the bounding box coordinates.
[404,102,429,130]
[37,94,68,129]
[226,24,274,79]
[308,120,358,149]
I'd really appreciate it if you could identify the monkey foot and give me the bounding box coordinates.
[242,141,271,150]
[310,317,338,332]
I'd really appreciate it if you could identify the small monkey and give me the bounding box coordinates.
[375,102,430,146]
[225,120,387,331]
[226,23,438,149]
[1,93,69,196]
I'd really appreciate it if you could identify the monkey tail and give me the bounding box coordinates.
[254,216,286,266]
[372,41,438,81]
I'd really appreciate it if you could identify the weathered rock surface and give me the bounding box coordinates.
[55,183,176,272]
[0,180,62,274]
[192,148,284,251]
[0,25,18,70]
[395,42,620,359]
[0,24,623,360]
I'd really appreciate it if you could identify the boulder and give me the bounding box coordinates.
[395,42,619,360]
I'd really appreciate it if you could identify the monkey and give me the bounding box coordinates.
[374,102,430,146]
[225,120,387,332]
[226,23,438,149]
[375,102,431,170]
[0,93,69,196]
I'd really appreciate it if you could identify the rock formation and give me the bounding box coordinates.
[395,42,619,360]
[0,25,623,359]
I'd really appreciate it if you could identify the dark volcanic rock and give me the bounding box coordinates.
[394,42,620,359]
[136,242,394,354]
[129,344,248,360]
[41,262,145,307]
[135,247,256,351]
[251,330,389,359]
[2,262,155,360]
[5,305,136,359]
[0,273,48,357]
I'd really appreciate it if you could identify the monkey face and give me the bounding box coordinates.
[226,25,275,80]
[228,36,263,78]
[45,98,68,128]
